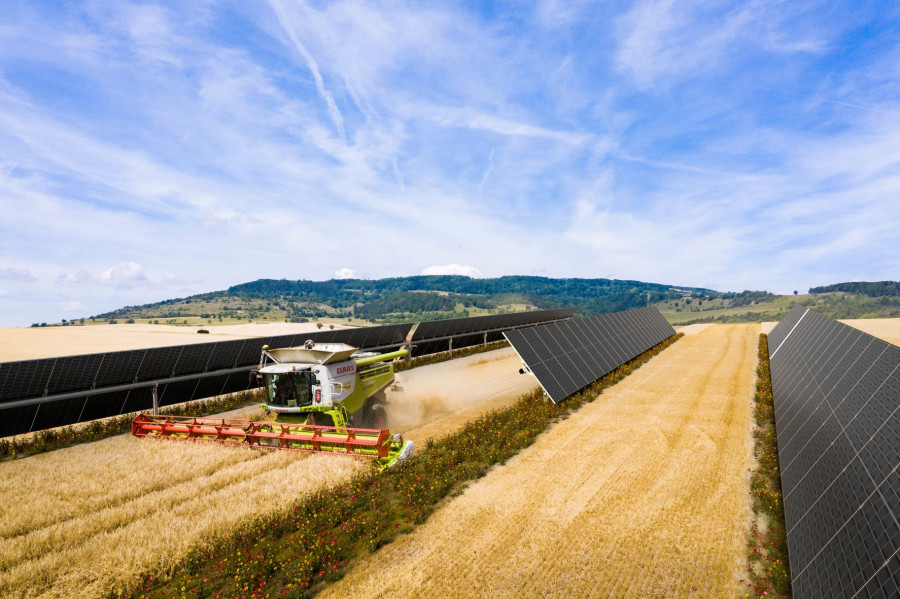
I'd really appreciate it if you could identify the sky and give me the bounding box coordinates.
[1,1,899,326]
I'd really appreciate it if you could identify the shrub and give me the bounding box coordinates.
[744,334,791,598]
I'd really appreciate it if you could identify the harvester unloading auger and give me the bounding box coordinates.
[132,341,414,470]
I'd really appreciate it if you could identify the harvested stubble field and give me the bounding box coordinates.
[388,346,539,443]
[0,321,349,361]
[0,348,533,599]
[321,324,759,599]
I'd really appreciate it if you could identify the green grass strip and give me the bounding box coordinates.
[124,333,682,599]
[743,333,791,597]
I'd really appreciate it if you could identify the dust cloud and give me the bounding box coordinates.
[383,347,539,443]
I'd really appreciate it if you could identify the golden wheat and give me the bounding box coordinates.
[0,436,365,598]
[841,317,900,347]
[0,348,533,599]
[321,324,759,599]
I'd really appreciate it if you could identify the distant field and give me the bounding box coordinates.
[660,291,900,324]
[0,321,351,361]
[840,318,900,347]
[659,294,802,324]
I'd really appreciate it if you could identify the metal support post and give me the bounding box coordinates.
[152,382,159,416]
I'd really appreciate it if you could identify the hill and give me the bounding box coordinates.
[85,276,717,326]
[58,277,900,329]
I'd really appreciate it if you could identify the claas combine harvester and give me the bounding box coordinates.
[132,342,415,470]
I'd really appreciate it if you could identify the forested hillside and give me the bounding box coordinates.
[76,277,900,329]
[809,281,900,297]
[89,276,715,324]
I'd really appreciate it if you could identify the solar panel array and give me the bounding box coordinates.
[0,324,412,438]
[504,306,675,403]
[0,309,578,438]
[769,305,900,598]
[410,307,575,356]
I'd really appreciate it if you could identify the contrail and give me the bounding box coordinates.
[479,148,495,198]
[269,0,346,142]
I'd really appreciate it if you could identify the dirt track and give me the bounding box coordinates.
[321,324,759,598]
[0,348,532,598]
[387,346,538,442]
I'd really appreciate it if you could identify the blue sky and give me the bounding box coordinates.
[1,1,899,326]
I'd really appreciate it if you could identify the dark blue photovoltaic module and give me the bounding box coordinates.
[504,306,675,403]
[769,305,900,598]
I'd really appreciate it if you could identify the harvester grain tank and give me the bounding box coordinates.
[132,341,413,470]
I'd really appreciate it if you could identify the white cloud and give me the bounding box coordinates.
[614,0,826,89]
[0,267,36,282]
[59,300,87,312]
[268,0,346,142]
[0,289,8,297]
[0,1,895,325]
[334,267,355,279]
[57,262,147,288]
[99,261,145,285]
[422,264,482,277]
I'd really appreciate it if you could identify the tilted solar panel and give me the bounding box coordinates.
[769,307,900,599]
[411,307,575,343]
[505,306,675,403]
[0,323,413,437]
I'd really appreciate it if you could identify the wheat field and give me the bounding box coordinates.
[841,317,900,346]
[321,324,759,598]
[0,428,366,598]
[0,348,534,599]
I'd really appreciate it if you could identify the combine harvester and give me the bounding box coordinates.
[132,342,414,470]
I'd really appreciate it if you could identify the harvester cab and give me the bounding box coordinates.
[131,341,414,471]
[257,341,407,430]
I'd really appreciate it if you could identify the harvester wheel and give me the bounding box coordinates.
[369,404,387,429]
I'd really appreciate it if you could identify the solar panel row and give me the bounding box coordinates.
[0,323,413,438]
[0,310,575,438]
[409,307,575,356]
[0,371,251,438]
[0,324,413,404]
[504,306,675,403]
[769,306,900,599]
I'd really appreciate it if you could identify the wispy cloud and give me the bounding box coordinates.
[0,1,897,325]
[0,267,36,283]
[268,0,346,142]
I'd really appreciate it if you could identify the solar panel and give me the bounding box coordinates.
[768,307,900,599]
[505,306,675,403]
[409,308,575,356]
[0,323,414,437]
[411,308,575,343]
